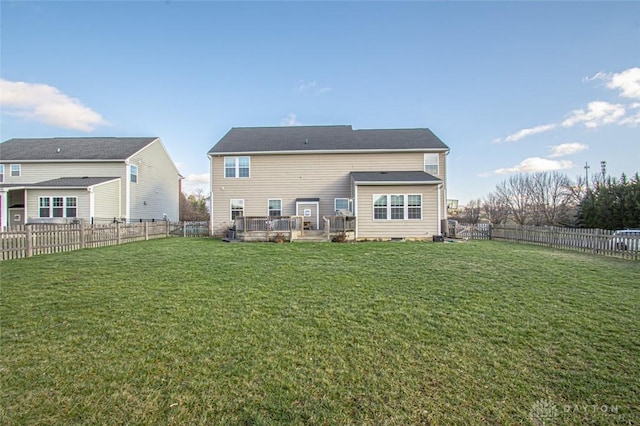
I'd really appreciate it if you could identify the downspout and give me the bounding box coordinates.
[88,187,95,221]
[0,189,7,230]
[437,184,443,235]
[125,160,130,222]
[354,184,359,240]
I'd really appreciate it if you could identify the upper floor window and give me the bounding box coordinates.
[130,164,138,183]
[268,199,282,217]
[10,164,21,177]
[225,156,250,178]
[424,154,439,175]
[0,165,4,182]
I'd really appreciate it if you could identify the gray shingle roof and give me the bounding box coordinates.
[0,137,158,161]
[29,177,120,188]
[208,125,448,154]
[351,171,442,184]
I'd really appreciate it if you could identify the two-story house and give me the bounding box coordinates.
[208,125,450,240]
[0,137,181,229]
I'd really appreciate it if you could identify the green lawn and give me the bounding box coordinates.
[1,239,639,425]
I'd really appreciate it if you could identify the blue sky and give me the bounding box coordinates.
[1,1,639,203]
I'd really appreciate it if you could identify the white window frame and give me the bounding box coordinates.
[373,194,422,221]
[224,156,250,178]
[0,164,4,182]
[424,154,439,175]
[10,164,21,177]
[130,164,138,183]
[230,199,244,220]
[268,199,282,217]
[334,198,350,213]
[38,196,78,218]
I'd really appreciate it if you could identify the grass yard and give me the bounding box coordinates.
[1,239,639,425]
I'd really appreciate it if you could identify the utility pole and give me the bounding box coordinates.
[584,161,590,190]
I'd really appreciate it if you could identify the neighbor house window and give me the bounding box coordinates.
[225,156,250,178]
[0,165,4,182]
[424,154,439,175]
[373,195,388,220]
[334,198,350,213]
[268,199,282,217]
[230,199,244,220]
[373,194,422,220]
[38,196,77,218]
[10,164,21,177]
[130,164,138,183]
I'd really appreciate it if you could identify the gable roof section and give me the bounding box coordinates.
[351,171,442,185]
[208,125,448,154]
[29,177,120,188]
[0,137,159,161]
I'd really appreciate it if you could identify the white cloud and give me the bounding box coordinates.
[620,110,640,127]
[504,123,556,142]
[295,80,331,95]
[548,142,589,158]
[494,157,574,175]
[182,173,210,195]
[590,67,640,99]
[562,101,625,128]
[0,79,108,131]
[281,112,300,126]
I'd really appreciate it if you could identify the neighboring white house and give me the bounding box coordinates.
[208,125,450,240]
[0,137,181,229]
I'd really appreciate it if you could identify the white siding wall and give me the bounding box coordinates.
[0,162,124,185]
[128,140,181,221]
[210,151,447,235]
[355,184,440,239]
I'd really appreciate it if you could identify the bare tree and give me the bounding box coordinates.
[483,191,510,225]
[529,171,572,225]
[463,198,482,224]
[495,174,532,225]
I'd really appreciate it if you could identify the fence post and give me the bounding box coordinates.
[593,228,599,254]
[25,224,33,258]
[144,221,149,241]
[183,221,187,238]
[165,221,170,238]
[116,222,121,245]
[80,221,86,249]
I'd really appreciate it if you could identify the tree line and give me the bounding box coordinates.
[454,171,640,230]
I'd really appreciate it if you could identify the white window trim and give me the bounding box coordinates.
[130,164,138,183]
[0,164,4,183]
[268,198,282,217]
[372,193,422,221]
[10,164,21,177]
[334,198,350,213]
[224,156,251,179]
[424,154,439,175]
[230,199,244,221]
[38,196,78,218]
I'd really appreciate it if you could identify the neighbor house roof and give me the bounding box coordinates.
[208,125,449,154]
[29,177,120,188]
[351,171,442,185]
[0,137,159,161]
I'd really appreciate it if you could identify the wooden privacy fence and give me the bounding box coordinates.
[455,223,639,260]
[0,221,207,261]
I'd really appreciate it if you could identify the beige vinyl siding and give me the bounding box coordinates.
[127,140,180,221]
[210,151,447,234]
[0,161,124,185]
[355,184,440,239]
[26,189,91,221]
[92,180,121,220]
